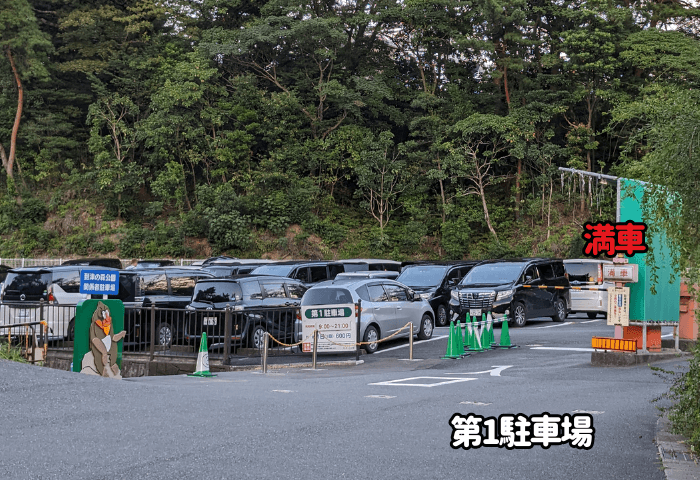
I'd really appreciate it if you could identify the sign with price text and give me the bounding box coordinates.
[301,304,356,352]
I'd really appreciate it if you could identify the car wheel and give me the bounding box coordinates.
[248,325,268,350]
[418,314,434,340]
[551,298,567,322]
[156,322,173,347]
[363,325,379,354]
[436,304,448,327]
[587,312,598,319]
[512,302,527,328]
[67,319,75,342]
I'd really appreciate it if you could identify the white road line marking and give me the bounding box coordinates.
[366,395,396,399]
[580,319,602,324]
[572,410,604,415]
[445,366,513,377]
[529,322,574,329]
[272,390,295,393]
[369,377,477,387]
[374,335,448,353]
[461,401,492,406]
[530,347,595,352]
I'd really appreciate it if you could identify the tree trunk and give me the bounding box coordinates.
[4,47,23,181]
[515,158,521,220]
[479,185,498,241]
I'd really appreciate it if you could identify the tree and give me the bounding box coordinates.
[0,0,51,187]
[354,131,408,238]
[444,114,517,241]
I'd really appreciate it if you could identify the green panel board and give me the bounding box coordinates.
[620,178,680,322]
[72,299,125,373]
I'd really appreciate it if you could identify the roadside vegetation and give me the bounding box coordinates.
[0,341,27,363]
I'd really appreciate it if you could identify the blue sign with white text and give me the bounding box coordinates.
[79,270,119,295]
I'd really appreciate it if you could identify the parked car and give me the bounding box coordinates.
[397,262,479,327]
[449,258,571,328]
[0,265,10,284]
[301,278,434,353]
[249,261,345,286]
[0,265,131,340]
[62,258,123,269]
[126,259,175,269]
[334,271,400,280]
[336,259,401,272]
[129,268,214,347]
[563,259,613,318]
[201,260,278,278]
[186,276,307,349]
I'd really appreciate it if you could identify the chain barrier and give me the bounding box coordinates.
[266,322,416,349]
[520,285,607,291]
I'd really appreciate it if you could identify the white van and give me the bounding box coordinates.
[563,259,614,319]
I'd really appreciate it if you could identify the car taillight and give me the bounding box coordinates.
[598,264,603,285]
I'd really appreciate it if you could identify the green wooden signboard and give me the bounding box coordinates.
[72,299,126,378]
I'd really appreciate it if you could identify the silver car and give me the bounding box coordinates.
[300,278,435,353]
[563,259,614,319]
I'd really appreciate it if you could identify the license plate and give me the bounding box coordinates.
[203,317,217,326]
[469,309,482,317]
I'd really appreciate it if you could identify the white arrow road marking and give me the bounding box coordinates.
[529,322,574,329]
[580,319,602,324]
[369,377,477,387]
[445,366,513,377]
[530,347,595,352]
[373,335,448,353]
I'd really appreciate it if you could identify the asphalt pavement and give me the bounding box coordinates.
[0,313,688,479]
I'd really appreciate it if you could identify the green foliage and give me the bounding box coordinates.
[0,341,27,363]
[652,347,700,454]
[441,219,473,259]
[208,211,252,251]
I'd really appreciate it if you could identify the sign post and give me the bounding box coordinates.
[301,304,357,353]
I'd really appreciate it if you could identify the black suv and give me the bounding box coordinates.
[62,258,124,269]
[128,268,214,347]
[186,276,307,349]
[449,258,571,327]
[396,262,479,327]
[249,261,344,286]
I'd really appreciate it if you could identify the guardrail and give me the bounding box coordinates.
[0,320,47,363]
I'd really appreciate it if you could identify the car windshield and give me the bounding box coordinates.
[302,288,353,305]
[396,266,447,287]
[193,282,242,303]
[250,265,294,276]
[461,263,523,285]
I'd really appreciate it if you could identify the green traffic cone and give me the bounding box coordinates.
[470,317,484,352]
[464,314,472,351]
[487,312,496,349]
[480,314,490,348]
[188,332,216,377]
[442,321,460,359]
[499,314,516,349]
[455,319,465,353]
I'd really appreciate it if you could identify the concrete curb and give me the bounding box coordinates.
[655,414,699,480]
[213,359,364,372]
[591,350,690,367]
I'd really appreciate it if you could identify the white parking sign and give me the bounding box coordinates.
[301,304,356,352]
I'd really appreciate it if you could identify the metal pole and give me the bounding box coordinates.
[356,299,362,362]
[262,332,269,373]
[409,322,413,360]
[223,306,232,366]
[312,329,318,369]
[675,325,680,352]
[149,305,156,361]
[642,322,648,353]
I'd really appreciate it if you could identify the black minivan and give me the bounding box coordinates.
[449,258,571,327]
[396,262,479,327]
[185,276,307,350]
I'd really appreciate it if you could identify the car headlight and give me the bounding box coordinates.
[496,289,514,300]
[450,290,459,301]
[419,293,431,300]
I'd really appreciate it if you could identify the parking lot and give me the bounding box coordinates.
[0,312,680,479]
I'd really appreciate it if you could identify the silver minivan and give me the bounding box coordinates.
[300,278,434,353]
[563,259,613,319]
